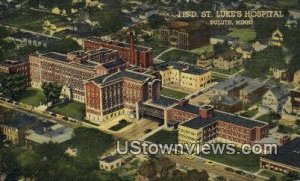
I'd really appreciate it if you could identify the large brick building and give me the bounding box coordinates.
[0,60,31,86]
[29,48,126,102]
[160,20,210,49]
[175,103,269,147]
[85,70,160,124]
[83,32,153,68]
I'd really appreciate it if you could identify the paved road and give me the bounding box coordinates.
[166,155,267,181]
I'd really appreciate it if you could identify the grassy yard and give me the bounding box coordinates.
[211,66,243,75]
[160,88,188,99]
[200,145,260,172]
[19,88,45,107]
[2,9,67,32]
[146,130,178,145]
[160,49,199,64]
[227,28,256,42]
[142,35,170,57]
[49,101,85,120]
[240,108,258,118]
[278,0,298,7]
[191,45,214,55]
[109,120,132,131]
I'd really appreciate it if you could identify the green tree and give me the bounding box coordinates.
[213,41,230,55]
[0,74,27,100]
[281,172,300,181]
[42,82,62,103]
[48,38,81,54]
[148,14,166,29]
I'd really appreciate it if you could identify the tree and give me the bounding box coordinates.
[281,172,300,181]
[0,74,27,100]
[48,38,81,54]
[148,14,166,29]
[42,82,62,103]
[213,41,230,54]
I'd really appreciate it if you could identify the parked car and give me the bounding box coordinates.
[235,170,245,175]
[224,167,235,172]
[144,129,152,134]
[246,174,256,179]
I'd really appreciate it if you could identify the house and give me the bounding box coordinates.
[239,80,267,104]
[0,113,38,144]
[196,53,214,69]
[213,50,243,70]
[252,41,268,52]
[261,86,290,113]
[260,137,300,174]
[157,62,212,91]
[235,43,254,59]
[211,95,242,113]
[99,154,123,171]
[293,70,300,85]
[282,90,300,118]
[269,29,284,47]
[25,122,74,147]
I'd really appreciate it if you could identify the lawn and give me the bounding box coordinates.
[146,130,178,145]
[160,88,188,99]
[109,120,132,131]
[239,108,258,118]
[278,0,298,7]
[160,49,199,64]
[19,88,45,107]
[211,66,243,75]
[227,28,256,42]
[49,101,86,120]
[200,146,260,172]
[142,35,170,57]
[191,45,214,55]
[2,9,67,32]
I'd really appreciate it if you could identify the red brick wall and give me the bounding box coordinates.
[166,108,197,123]
[85,82,101,112]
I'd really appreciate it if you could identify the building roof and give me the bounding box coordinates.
[102,58,127,69]
[101,154,120,163]
[43,52,68,62]
[156,62,208,75]
[211,95,241,106]
[25,122,73,144]
[150,96,178,107]
[0,59,27,67]
[213,76,251,92]
[2,112,37,129]
[178,104,267,129]
[89,70,153,85]
[268,86,290,100]
[264,137,300,169]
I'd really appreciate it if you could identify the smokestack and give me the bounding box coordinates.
[199,105,214,119]
[129,31,135,65]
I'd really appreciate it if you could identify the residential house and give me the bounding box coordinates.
[213,50,243,70]
[261,86,290,113]
[282,90,300,118]
[269,29,284,47]
[293,70,300,85]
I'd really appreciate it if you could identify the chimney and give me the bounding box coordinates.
[178,99,189,107]
[199,105,214,119]
[129,31,135,65]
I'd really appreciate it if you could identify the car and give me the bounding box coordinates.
[207,161,215,166]
[144,129,152,134]
[224,167,235,172]
[235,170,245,175]
[246,174,256,179]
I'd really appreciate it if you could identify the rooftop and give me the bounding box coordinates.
[102,59,127,69]
[177,104,267,129]
[264,137,300,169]
[89,70,153,85]
[150,96,178,107]
[156,62,208,75]
[101,154,120,163]
[2,112,37,129]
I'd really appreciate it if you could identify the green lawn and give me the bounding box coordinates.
[200,145,260,172]
[49,101,86,120]
[240,108,258,118]
[146,130,178,145]
[142,35,170,57]
[160,49,199,64]
[278,0,298,6]
[191,45,214,55]
[227,28,256,42]
[19,88,45,107]
[109,120,132,131]
[160,88,188,99]
[1,9,67,32]
[211,66,243,75]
